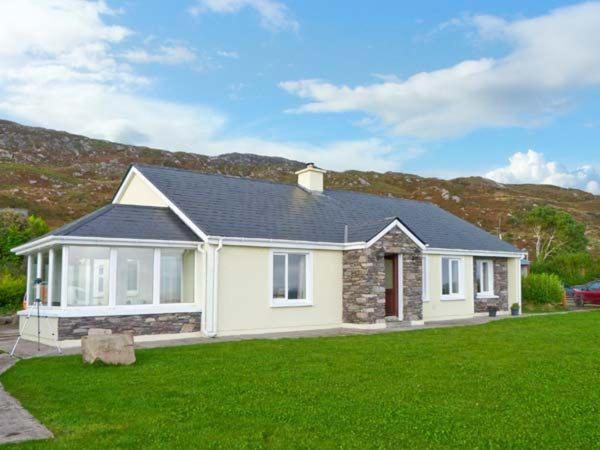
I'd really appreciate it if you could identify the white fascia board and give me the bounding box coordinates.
[364,219,426,250]
[207,236,350,250]
[424,247,525,258]
[112,166,209,242]
[13,235,200,255]
[12,235,56,255]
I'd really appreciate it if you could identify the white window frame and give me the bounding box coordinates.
[422,255,429,302]
[476,259,496,298]
[93,259,108,298]
[441,257,464,300]
[269,250,313,308]
[36,244,197,312]
[126,259,140,296]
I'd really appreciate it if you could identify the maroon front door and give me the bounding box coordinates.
[384,255,398,317]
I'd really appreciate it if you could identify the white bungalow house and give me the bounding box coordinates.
[12,163,523,346]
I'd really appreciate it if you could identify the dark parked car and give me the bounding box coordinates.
[572,280,600,305]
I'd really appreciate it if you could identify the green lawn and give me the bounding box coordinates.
[2,313,600,449]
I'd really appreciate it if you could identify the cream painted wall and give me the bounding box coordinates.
[422,255,475,321]
[217,246,343,333]
[507,258,521,307]
[19,315,59,344]
[297,171,323,192]
[117,172,167,207]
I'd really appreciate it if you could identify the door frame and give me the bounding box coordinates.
[397,254,404,320]
[385,254,404,320]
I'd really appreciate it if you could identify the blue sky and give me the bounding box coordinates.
[1,0,600,192]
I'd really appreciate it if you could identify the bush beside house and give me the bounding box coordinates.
[522,273,565,312]
[0,210,48,315]
[0,273,26,315]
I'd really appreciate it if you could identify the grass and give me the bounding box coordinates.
[2,313,600,449]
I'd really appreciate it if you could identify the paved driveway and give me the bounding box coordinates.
[0,354,53,445]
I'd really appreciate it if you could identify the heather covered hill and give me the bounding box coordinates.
[1,119,599,254]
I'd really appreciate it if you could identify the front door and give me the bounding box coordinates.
[384,255,398,317]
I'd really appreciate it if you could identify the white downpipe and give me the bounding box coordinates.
[202,239,223,338]
[197,243,208,335]
[207,239,223,338]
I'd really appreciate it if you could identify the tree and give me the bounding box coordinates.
[0,210,49,272]
[523,206,587,261]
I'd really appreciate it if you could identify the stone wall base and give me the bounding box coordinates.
[474,298,509,313]
[58,312,201,340]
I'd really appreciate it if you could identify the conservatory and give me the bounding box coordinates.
[11,205,204,345]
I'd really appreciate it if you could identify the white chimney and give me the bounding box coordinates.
[295,163,326,192]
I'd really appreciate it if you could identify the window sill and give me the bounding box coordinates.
[18,303,201,317]
[440,296,465,302]
[270,300,313,308]
[476,294,499,299]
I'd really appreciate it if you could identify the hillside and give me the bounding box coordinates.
[1,119,599,254]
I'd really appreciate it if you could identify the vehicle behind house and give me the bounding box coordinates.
[572,280,600,305]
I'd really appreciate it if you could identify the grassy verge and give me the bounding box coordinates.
[2,313,600,449]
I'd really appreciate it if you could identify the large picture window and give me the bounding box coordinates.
[441,257,463,299]
[28,245,196,310]
[271,252,311,306]
[160,249,195,304]
[116,248,154,305]
[476,260,494,297]
[67,246,110,306]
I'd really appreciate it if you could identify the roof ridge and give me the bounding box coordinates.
[134,163,437,205]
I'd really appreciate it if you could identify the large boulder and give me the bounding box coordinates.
[81,333,136,365]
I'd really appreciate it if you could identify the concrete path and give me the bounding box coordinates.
[0,354,53,445]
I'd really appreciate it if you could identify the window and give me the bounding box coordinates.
[51,248,62,306]
[160,249,194,304]
[271,252,311,306]
[67,246,110,306]
[116,248,153,305]
[127,260,139,295]
[93,261,106,297]
[476,260,494,297]
[28,255,38,305]
[41,252,49,306]
[441,257,463,299]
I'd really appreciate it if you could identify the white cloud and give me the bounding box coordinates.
[281,2,600,139]
[189,0,298,32]
[0,0,409,172]
[122,44,197,65]
[0,0,225,150]
[486,150,600,194]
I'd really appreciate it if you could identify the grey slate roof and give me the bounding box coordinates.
[48,204,198,242]
[133,164,519,252]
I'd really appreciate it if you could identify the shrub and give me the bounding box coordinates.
[522,273,564,305]
[0,272,26,314]
[531,252,600,286]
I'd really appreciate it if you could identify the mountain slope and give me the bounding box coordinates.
[1,119,599,254]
